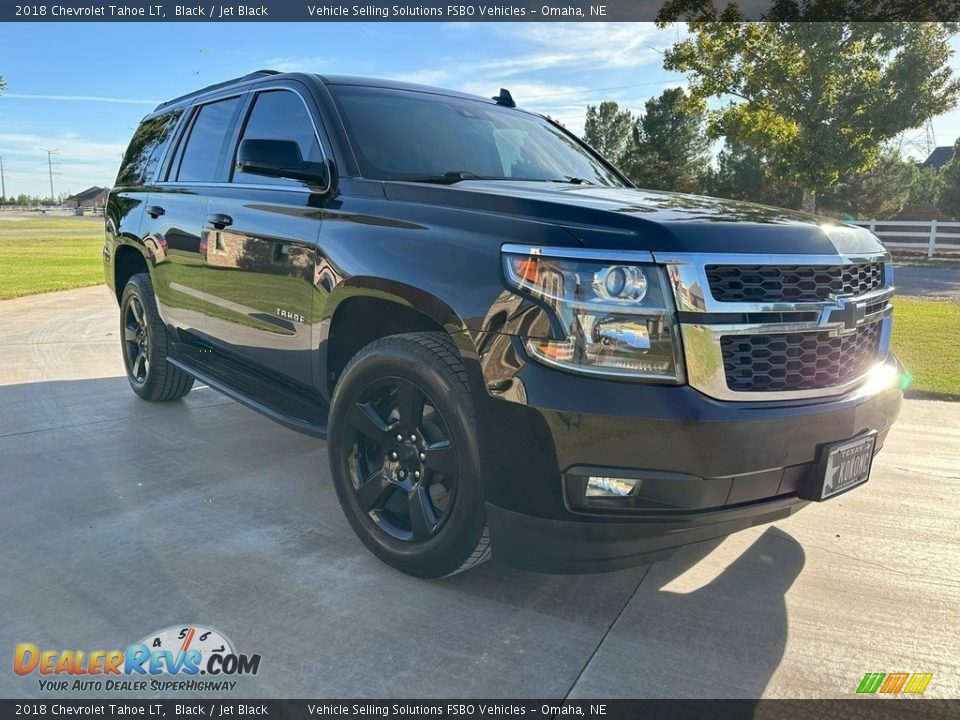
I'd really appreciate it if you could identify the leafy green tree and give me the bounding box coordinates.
[906,166,943,210]
[702,141,801,208]
[623,87,710,193]
[936,140,960,219]
[583,101,634,165]
[818,147,916,219]
[0,75,6,94]
[660,22,960,212]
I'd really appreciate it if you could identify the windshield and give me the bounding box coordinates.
[329,85,625,186]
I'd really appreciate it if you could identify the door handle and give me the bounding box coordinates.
[206,213,233,229]
[145,205,165,218]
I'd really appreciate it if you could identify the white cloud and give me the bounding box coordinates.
[3,93,160,105]
[0,132,124,197]
[260,56,334,73]
[503,23,669,71]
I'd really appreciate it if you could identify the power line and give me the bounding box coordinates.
[41,148,59,200]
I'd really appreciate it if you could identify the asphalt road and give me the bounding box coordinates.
[893,264,960,302]
[1,285,958,699]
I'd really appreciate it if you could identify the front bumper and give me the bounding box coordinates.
[468,334,903,573]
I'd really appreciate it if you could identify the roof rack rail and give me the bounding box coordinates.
[154,70,281,111]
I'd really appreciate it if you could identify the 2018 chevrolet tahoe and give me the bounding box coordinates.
[104,70,903,577]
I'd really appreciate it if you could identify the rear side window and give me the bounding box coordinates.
[116,109,183,187]
[232,90,323,185]
[175,97,240,182]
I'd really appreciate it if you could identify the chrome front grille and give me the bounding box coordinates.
[656,251,894,401]
[706,262,884,302]
[721,322,883,392]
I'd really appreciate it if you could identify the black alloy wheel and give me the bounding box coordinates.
[123,294,151,384]
[344,376,459,542]
[328,332,489,578]
[119,273,194,402]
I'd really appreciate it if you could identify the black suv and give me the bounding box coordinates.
[104,70,903,577]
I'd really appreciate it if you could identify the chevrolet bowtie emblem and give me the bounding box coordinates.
[823,297,866,332]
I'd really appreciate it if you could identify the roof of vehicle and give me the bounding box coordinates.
[314,74,498,104]
[153,70,508,113]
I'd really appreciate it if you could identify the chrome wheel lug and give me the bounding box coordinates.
[419,452,426,461]
[389,451,398,460]
[414,471,420,479]
[395,434,403,442]
[409,434,417,442]
[398,470,405,479]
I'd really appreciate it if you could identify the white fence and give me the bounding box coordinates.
[852,219,960,259]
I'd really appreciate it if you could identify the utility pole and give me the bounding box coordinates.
[42,148,58,202]
[0,155,6,200]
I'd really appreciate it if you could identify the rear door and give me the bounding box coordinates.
[199,86,324,385]
[146,95,242,337]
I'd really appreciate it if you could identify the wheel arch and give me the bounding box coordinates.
[112,243,151,303]
[322,279,478,396]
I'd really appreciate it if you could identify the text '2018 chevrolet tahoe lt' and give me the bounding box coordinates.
[104,70,903,577]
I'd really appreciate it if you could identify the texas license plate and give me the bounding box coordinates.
[820,433,877,500]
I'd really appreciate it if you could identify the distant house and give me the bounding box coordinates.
[918,146,954,171]
[62,186,108,208]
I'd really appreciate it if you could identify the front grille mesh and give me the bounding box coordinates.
[721,322,883,392]
[706,262,884,302]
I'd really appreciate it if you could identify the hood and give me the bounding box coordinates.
[383,181,884,256]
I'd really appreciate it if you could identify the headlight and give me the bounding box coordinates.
[502,247,685,382]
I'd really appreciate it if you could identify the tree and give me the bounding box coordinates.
[0,75,5,94]
[623,87,710,193]
[583,101,634,166]
[936,140,960,218]
[818,147,916,219]
[660,22,960,212]
[702,140,801,208]
[906,166,943,211]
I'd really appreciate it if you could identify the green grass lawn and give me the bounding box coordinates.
[891,298,960,399]
[0,216,104,299]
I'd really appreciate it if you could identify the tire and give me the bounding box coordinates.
[120,273,194,402]
[328,332,490,578]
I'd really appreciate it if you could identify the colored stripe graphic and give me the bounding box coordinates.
[857,672,932,694]
[857,673,886,693]
[880,673,909,693]
[903,673,933,694]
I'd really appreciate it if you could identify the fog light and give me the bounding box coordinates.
[586,476,641,497]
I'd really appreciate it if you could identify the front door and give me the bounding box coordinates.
[200,88,324,386]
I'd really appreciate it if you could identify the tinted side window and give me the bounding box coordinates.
[116,109,183,187]
[176,97,240,182]
[232,90,322,185]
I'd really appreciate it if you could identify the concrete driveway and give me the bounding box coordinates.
[1,285,958,699]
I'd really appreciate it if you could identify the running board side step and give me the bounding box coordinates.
[168,344,329,439]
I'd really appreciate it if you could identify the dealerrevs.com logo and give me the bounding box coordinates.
[14,625,261,693]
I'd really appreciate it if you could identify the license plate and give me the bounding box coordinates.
[820,433,877,500]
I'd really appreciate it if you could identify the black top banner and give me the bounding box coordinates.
[1,0,957,22]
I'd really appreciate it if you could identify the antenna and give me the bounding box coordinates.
[492,88,516,108]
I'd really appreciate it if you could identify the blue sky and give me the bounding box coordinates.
[1,22,958,198]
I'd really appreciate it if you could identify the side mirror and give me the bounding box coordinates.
[236,139,331,188]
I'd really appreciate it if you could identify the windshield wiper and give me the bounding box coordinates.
[399,171,506,185]
[547,176,595,185]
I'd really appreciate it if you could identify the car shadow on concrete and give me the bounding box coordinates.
[0,377,803,699]
[566,526,806,699]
